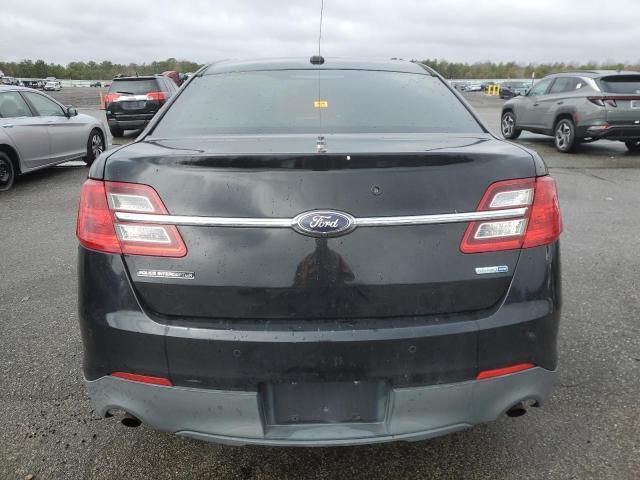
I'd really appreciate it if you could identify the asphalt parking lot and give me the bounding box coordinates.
[1,89,639,479]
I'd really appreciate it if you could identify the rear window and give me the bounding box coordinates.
[599,75,640,94]
[109,79,159,95]
[151,69,483,136]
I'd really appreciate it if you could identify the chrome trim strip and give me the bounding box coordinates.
[114,208,528,228]
[355,208,528,227]
[115,212,292,227]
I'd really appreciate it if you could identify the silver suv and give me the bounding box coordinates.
[501,71,640,153]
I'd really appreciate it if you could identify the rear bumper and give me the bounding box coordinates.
[87,366,556,446]
[107,118,152,129]
[580,124,640,140]
[106,112,156,130]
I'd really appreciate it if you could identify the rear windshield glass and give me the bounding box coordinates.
[151,69,483,136]
[109,79,158,95]
[599,75,640,94]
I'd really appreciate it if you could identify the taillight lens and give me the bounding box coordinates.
[77,180,187,257]
[104,93,121,105]
[460,176,562,253]
[76,180,121,254]
[588,96,617,108]
[522,176,563,248]
[145,91,169,101]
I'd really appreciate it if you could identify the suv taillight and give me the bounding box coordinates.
[588,96,618,108]
[145,91,169,102]
[104,93,121,105]
[77,180,187,257]
[460,176,562,253]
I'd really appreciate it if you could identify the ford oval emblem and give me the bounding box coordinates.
[293,210,356,238]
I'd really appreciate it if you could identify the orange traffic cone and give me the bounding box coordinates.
[99,92,105,110]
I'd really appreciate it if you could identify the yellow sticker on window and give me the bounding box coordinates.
[314,100,329,108]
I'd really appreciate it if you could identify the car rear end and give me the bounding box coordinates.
[105,77,169,134]
[77,60,562,446]
[580,73,640,143]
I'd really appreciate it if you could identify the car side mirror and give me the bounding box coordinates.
[66,106,78,117]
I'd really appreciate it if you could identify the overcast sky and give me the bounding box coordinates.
[1,0,639,65]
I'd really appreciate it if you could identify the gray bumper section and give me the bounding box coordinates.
[86,367,556,446]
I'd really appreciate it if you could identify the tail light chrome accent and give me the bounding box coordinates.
[113,208,529,229]
[460,176,562,253]
[78,176,559,256]
[77,180,187,257]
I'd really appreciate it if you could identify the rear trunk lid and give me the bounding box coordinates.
[104,133,536,320]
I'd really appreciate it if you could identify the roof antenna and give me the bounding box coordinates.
[310,0,325,65]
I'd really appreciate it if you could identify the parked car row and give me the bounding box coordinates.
[1,76,62,89]
[1,76,20,86]
[452,80,530,97]
[499,81,531,99]
[451,80,483,91]
[0,85,106,191]
[501,70,640,153]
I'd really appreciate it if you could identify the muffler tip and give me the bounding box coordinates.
[121,413,142,428]
[506,402,527,418]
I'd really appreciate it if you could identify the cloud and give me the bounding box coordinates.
[1,0,639,64]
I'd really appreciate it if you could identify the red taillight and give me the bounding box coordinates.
[104,93,121,105]
[76,180,121,254]
[460,176,562,253]
[76,180,187,257]
[522,176,563,248]
[111,372,172,386]
[588,96,617,108]
[145,91,168,101]
[476,363,535,380]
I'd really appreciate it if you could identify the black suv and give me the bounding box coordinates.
[105,75,178,137]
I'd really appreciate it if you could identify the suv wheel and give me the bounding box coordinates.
[625,140,640,152]
[109,126,124,138]
[501,111,521,139]
[0,152,16,192]
[554,118,577,153]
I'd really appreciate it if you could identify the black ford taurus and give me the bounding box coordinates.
[76,57,562,446]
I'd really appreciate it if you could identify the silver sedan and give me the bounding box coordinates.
[0,86,107,191]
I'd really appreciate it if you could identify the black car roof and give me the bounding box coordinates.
[202,58,436,76]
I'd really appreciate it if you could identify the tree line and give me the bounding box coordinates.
[0,57,636,80]
[0,58,202,80]
[419,59,632,79]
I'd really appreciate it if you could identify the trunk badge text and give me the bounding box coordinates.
[293,210,356,238]
[475,266,509,275]
[137,269,195,280]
